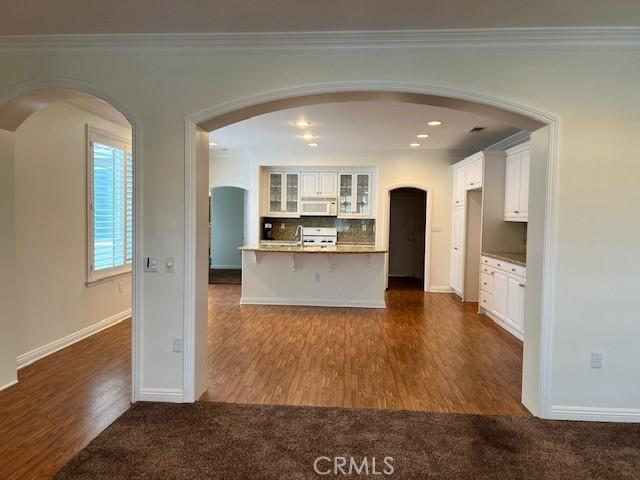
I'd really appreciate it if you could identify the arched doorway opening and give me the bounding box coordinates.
[184,82,557,419]
[0,81,140,442]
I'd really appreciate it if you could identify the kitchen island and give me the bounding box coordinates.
[239,244,388,308]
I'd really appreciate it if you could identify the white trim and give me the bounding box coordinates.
[240,297,386,309]
[551,406,640,423]
[210,265,241,270]
[0,78,142,404]
[0,380,18,392]
[185,80,560,418]
[485,130,530,152]
[429,285,453,293]
[480,308,524,341]
[16,309,131,369]
[137,388,185,403]
[385,185,432,293]
[0,28,639,54]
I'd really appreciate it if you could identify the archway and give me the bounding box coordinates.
[185,81,558,419]
[0,79,142,403]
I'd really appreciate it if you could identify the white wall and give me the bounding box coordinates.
[211,187,245,268]
[0,129,16,388]
[13,102,132,356]
[2,42,638,415]
[242,149,457,290]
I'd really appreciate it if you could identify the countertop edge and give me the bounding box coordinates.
[240,246,388,254]
[481,251,527,267]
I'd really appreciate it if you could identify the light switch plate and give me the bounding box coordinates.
[144,257,158,273]
[165,257,175,273]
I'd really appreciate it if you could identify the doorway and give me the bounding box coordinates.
[388,188,427,290]
[209,186,246,285]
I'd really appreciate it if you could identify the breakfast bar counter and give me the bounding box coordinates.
[239,244,387,308]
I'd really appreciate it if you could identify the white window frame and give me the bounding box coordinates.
[86,125,133,284]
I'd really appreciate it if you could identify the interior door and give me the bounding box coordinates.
[389,190,416,277]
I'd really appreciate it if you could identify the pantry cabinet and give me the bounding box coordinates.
[464,155,483,190]
[504,142,530,222]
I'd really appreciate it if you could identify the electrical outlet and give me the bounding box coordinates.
[173,337,184,353]
[144,257,158,273]
[362,224,367,231]
[591,352,603,369]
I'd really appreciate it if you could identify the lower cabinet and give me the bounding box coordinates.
[479,256,525,339]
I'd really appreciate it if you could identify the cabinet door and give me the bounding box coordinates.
[339,173,354,214]
[504,153,520,218]
[318,172,337,197]
[452,205,465,249]
[451,246,463,293]
[465,159,483,189]
[453,167,465,206]
[268,173,283,213]
[506,275,525,332]
[301,172,318,197]
[491,270,508,319]
[355,173,371,215]
[518,150,530,220]
[284,173,299,213]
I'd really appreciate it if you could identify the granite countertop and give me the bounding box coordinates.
[240,244,387,254]
[482,251,527,267]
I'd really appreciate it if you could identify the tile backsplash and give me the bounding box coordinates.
[262,216,375,245]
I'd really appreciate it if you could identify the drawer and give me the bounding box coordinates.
[480,262,493,275]
[480,272,493,293]
[505,263,526,277]
[479,290,493,311]
[482,256,526,277]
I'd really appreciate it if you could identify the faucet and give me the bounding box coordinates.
[294,225,303,246]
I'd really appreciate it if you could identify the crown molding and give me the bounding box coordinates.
[485,130,530,151]
[0,27,639,54]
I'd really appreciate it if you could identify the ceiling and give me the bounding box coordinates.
[210,101,519,155]
[1,1,639,35]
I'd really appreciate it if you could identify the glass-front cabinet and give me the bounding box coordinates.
[268,172,299,216]
[338,172,372,217]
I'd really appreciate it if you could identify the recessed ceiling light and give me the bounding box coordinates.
[308,143,318,147]
[295,120,311,128]
[427,121,443,126]
[417,134,429,138]
[302,133,315,140]
[410,143,421,147]
[209,142,217,146]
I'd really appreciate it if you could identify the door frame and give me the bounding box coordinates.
[0,77,143,403]
[184,80,559,419]
[385,185,432,292]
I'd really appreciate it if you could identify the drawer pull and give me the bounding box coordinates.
[519,283,526,288]
[483,282,487,286]
[497,263,501,267]
[514,210,520,214]
[512,268,516,272]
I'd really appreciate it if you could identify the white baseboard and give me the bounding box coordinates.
[137,388,185,403]
[551,405,640,423]
[0,379,18,392]
[240,297,386,309]
[429,285,453,293]
[210,265,241,270]
[480,308,524,341]
[16,309,132,369]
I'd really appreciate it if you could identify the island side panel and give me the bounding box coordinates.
[241,251,386,308]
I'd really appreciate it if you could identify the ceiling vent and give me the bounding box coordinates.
[467,126,487,134]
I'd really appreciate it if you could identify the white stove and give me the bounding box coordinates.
[301,227,337,247]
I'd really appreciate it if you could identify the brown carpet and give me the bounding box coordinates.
[209,268,242,285]
[54,402,640,479]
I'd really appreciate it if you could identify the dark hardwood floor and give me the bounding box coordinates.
[0,281,526,478]
[201,280,528,416]
[0,320,131,480]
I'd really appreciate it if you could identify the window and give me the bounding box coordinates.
[87,127,133,283]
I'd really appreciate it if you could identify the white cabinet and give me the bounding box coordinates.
[452,166,466,206]
[479,255,525,339]
[465,157,483,190]
[450,246,464,294]
[504,142,530,222]
[267,172,299,216]
[301,172,337,198]
[338,172,372,217]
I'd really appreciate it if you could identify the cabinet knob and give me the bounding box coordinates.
[519,283,526,288]
[456,200,460,204]
[514,210,520,214]
[497,263,501,267]
[470,182,475,185]
[483,282,487,286]
[512,268,516,272]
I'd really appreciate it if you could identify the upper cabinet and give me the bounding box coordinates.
[504,142,530,222]
[268,172,299,216]
[301,172,337,198]
[452,166,466,207]
[339,172,372,217]
[464,155,483,190]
